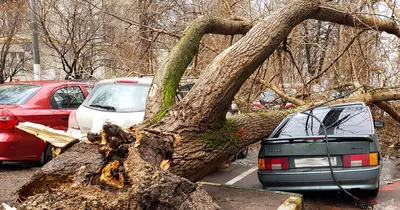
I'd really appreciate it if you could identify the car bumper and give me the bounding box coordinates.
[258,166,381,191]
[0,131,44,161]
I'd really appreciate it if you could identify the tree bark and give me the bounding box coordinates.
[17,125,219,209]
[373,101,400,123]
[171,111,291,181]
[157,1,321,132]
[154,0,400,133]
[145,16,253,121]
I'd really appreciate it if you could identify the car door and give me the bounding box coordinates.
[50,85,86,130]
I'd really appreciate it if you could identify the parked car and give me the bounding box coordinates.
[68,77,152,135]
[68,77,249,158]
[258,102,382,195]
[0,81,91,165]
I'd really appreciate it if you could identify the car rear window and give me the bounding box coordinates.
[278,106,373,137]
[0,84,41,105]
[83,83,149,112]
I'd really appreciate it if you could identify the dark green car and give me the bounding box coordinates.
[258,102,382,195]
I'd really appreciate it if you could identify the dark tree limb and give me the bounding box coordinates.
[373,101,400,123]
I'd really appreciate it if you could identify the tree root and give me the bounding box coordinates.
[16,124,219,210]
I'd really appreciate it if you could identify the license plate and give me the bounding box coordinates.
[294,157,337,168]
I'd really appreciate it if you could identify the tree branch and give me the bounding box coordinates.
[314,3,400,37]
[373,101,400,123]
[260,80,305,106]
[145,16,253,121]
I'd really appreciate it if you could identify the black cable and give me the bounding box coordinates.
[299,111,375,209]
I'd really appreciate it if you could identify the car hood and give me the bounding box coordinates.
[76,106,145,134]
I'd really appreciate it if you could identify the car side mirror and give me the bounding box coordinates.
[374,120,384,128]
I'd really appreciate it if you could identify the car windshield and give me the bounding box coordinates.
[83,83,149,112]
[0,84,41,105]
[278,106,373,137]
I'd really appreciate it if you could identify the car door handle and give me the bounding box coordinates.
[62,116,69,120]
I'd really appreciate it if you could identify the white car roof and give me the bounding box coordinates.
[97,77,153,85]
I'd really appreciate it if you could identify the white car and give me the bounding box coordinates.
[68,76,240,135]
[67,77,151,135]
[68,77,248,159]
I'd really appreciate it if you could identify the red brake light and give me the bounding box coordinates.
[115,80,138,84]
[262,157,288,170]
[343,153,375,167]
[0,110,18,129]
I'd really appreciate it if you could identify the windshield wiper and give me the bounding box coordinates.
[89,104,116,111]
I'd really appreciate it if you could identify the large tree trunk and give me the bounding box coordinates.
[145,17,253,121]
[15,0,400,209]
[170,111,290,181]
[156,1,321,132]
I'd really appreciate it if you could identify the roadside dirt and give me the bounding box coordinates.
[0,163,39,206]
[203,184,290,210]
[0,162,291,210]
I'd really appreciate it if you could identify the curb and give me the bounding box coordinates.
[277,196,303,210]
[197,182,303,210]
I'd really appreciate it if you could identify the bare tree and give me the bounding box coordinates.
[35,0,106,79]
[0,0,28,83]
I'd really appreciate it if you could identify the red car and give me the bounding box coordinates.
[0,80,91,165]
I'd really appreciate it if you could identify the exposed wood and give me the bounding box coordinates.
[18,125,219,210]
[16,122,83,147]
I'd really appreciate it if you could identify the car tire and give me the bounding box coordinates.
[39,144,53,166]
[236,146,249,159]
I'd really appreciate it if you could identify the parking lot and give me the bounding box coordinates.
[0,163,39,206]
[1,146,400,209]
[201,147,400,209]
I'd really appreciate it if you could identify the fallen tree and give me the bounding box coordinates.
[261,80,400,124]
[15,0,400,209]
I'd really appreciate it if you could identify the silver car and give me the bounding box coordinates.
[258,102,382,196]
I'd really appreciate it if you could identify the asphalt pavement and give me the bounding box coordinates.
[201,147,400,210]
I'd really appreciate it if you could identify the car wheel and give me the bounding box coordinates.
[236,146,249,159]
[39,144,53,166]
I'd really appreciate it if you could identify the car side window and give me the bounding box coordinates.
[50,86,85,109]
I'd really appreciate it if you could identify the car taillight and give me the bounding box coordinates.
[258,157,288,170]
[343,153,378,167]
[68,110,80,129]
[0,110,18,129]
